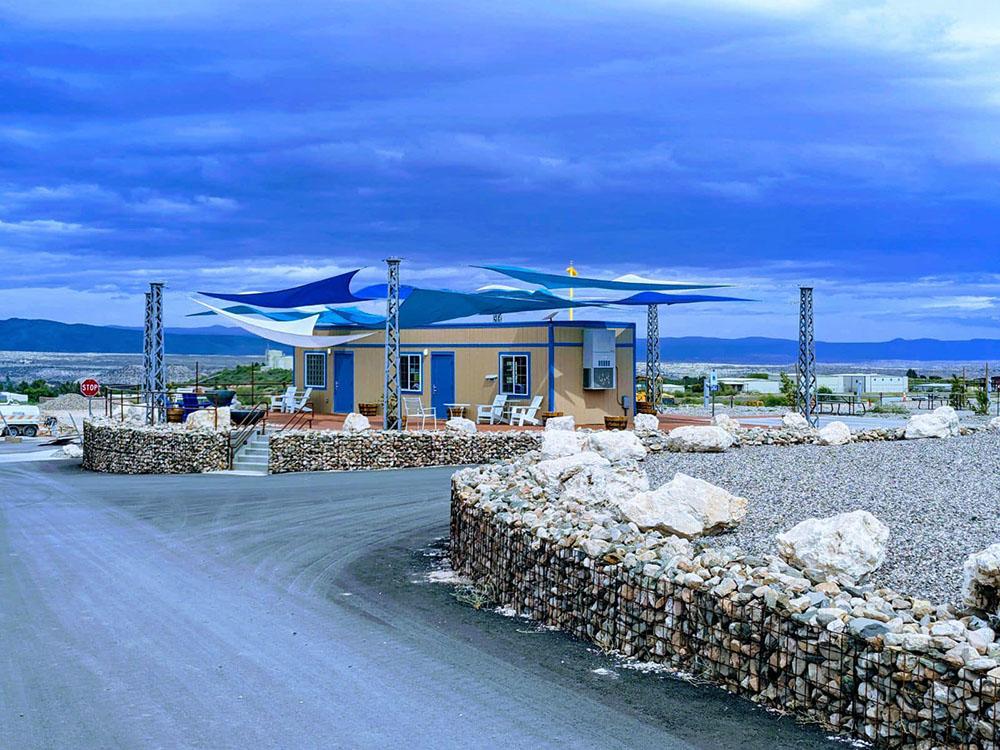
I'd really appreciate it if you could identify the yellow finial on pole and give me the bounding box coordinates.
[566,260,578,321]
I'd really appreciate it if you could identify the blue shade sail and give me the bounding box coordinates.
[610,292,752,305]
[397,288,595,327]
[352,283,416,300]
[198,269,364,307]
[476,265,725,291]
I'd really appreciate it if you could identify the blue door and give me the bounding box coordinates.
[333,351,354,413]
[430,352,455,418]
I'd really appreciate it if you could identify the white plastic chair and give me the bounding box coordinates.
[476,395,507,424]
[285,387,313,413]
[403,396,437,429]
[270,386,295,412]
[509,395,543,427]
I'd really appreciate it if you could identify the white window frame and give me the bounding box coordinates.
[400,352,422,393]
[303,351,327,389]
[499,353,530,397]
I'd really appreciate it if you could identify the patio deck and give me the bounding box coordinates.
[263,412,723,432]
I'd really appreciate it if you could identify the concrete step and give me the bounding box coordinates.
[232,459,268,473]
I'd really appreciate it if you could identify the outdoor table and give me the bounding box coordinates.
[444,403,469,419]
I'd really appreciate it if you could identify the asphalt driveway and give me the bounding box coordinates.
[0,460,838,749]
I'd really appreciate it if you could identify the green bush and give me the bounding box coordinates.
[869,404,908,415]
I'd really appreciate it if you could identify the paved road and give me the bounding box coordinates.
[0,460,838,749]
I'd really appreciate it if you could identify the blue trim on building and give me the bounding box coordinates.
[336,341,633,350]
[315,319,634,332]
[629,322,637,417]
[547,324,556,411]
[498,351,531,397]
[302,350,327,389]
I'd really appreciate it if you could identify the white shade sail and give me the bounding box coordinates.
[192,299,374,349]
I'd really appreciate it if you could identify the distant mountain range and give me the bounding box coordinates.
[636,336,1000,364]
[0,318,281,356]
[2,318,999,362]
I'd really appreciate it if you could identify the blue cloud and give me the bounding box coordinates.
[0,0,998,339]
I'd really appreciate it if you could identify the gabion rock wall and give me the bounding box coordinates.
[269,430,542,473]
[451,484,1000,748]
[83,419,229,474]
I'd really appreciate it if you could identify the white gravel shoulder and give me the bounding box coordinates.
[645,431,1000,605]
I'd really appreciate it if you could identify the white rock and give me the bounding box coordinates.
[185,407,230,430]
[776,510,889,580]
[342,412,372,432]
[968,627,996,652]
[817,420,852,446]
[445,416,477,433]
[988,417,1000,432]
[782,412,810,430]
[531,451,611,485]
[904,413,951,440]
[711,413,742,434]
[932,405,961,436]
[561,463,649,506]
[61,442,83,458]
[962,543,1000,612]
[545,415,576,431]
[616,472,747,538]
[665,425,735,453]
[580,538,611,559]
[633,413,659,432]
[540,429,586,459]
[587,430,647,463]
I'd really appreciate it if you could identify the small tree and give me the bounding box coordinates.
[974,388,990,416]
[779,373,796,407]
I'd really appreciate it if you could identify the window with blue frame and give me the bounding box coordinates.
[303,351,326,388]
[400,353,422,392]
[499,353,529,396]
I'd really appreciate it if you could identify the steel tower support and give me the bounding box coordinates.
[492,313,503,322]
[796,286,817,426]
[646,303,660,409]
[143,282,166,423]
[382,258,402,431]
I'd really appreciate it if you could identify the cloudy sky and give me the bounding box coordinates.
[1,0,999,340]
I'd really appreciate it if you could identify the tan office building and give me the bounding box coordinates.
[293,320,636,424]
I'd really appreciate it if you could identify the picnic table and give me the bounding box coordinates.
[815,394,867,415]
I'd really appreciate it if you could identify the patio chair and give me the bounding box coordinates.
[285,387,313,414]
[476,395,507,424]
[270,385,295,412]
[180,392,203,421]
[509,395,543,427]
[403,396,437,430]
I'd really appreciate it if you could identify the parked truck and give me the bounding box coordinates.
[0,392,43,437]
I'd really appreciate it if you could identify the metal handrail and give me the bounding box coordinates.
[228,402,269,469]
[276,401,314,433]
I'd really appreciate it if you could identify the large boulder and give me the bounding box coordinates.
[962,544,1000,613]
[904,413,951,440]
[61,442,83,458]
[186,406,230,430]
[782,412,810,430]
[545,415,575,432]
[988,417,1000,432]
[587,430,647,463]
[633,413,659,432]
[445,416,477,433]
[712,413,742,434]
[776,510,889,580]
[540,429,586,459]
[616,472,747,538]
[561,463,649,506]
[932,405,961,436]
[666,425,735,453]
[531,451,610,485]
[342,412,371,432]
[817,421,852,446]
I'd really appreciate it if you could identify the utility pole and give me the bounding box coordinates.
[383,258,402,430]
[646,303,660,410]
[796,287,817,427]
[143,282,166,424]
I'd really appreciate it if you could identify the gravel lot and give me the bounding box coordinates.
[645,431,1000,605]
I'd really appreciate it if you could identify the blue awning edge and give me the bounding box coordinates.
[198,269,364,307]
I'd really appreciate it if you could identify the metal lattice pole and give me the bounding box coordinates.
[144,282,166,424]
[796,287,817,426]
[646,303,660,409]
[143,291,153,424]
[492,313,502,322]
[383,258,402,431]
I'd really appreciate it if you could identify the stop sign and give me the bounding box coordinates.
[80,378,101,398]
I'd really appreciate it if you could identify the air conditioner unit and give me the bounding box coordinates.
[582,329,617,389]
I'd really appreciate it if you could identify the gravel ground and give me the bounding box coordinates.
[645,431,1000,605]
